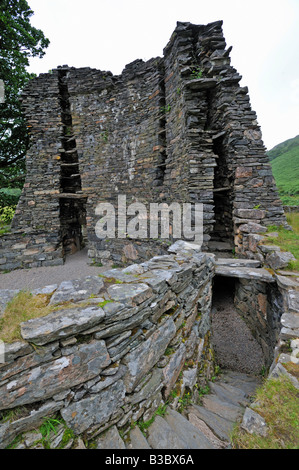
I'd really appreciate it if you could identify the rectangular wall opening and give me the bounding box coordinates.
[211,275,282,375]
[208,134,234,253]
[58,68,87,258]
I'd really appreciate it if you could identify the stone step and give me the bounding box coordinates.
[147,415,190,449]
[164,408,215,449]
[187,404,233,442]
[220,371,261,398]
[101,370,261,450]
[96,425,126,449]
[208,241,233,252]
[127,426,151,449]
[187,410,228,449]
[208,381,249,407]
[201,394,243,422]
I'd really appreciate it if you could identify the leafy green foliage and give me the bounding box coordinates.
[0,0,49,187]
[190,66,203,79]
[0,187,21,207]
[0,204,16,223]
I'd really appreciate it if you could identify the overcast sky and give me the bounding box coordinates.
[27,0,299,151]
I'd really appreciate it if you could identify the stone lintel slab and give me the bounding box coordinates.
[215,265,275,282]
[215,258,261,268]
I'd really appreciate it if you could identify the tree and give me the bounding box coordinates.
[0,0,49,193]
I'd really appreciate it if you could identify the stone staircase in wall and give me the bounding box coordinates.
[95,370,261,450]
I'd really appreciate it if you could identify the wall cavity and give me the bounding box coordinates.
[57,67,87,256]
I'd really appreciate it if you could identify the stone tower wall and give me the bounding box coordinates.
[0,20,286,271]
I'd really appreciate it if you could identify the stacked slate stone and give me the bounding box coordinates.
[0,248,216,449]
[0,20,287,271]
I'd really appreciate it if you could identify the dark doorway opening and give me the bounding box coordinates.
[57,68,87,258]
[208,134,234,253]
[210,275,265,375]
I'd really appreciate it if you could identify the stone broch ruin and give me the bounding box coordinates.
[0,21,298,449]
[0,20,287,269]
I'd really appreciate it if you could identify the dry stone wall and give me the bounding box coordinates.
[0,247,216,448]
[0,20,286,272]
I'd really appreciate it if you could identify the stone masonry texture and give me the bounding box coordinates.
[0,20,286,272]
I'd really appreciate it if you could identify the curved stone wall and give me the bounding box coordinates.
[0,246,215,448]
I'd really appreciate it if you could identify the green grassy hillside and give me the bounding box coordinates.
[268,135,299,206]
[267,134,299,161]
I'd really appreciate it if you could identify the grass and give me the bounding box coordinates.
[6,415,76,449]
[263,212,299,271]
[269,135,299,205]
[231,375,299,449]
[0,291,92,343]
[0,223,11,235]
[280,195,299,206]
[39,416,75,449]
[268,134,299,161]
[0,291,53,343]
[135,403,168,436]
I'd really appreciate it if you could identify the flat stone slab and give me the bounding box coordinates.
[107,283,153,306]
[162,343,186,398]
[216,258,261,268]
[185,78,218,90]
[275,274,299,290]
[0,340,110,410]
[0,341,33,365]
[215,265,275,282]
[147,415,189,449]
[188,412,227,449]
[129,426,151,449]
[208,241,233,252]
[96,425,126,449]
[208,381,248,407]
[61,379,126,434]
[187,404,233,442]
[136,270,178,293]
[49,276,104,305]
[21,305,105,345]
[241,407,268,436]
[201,394,243,422]
[0,289,20,317]
[266,251,296,270]
[32,285,58,296]
[281,312,299,330]
[287,290,299,312]
[123,318,176,392]
[164,408,215,449]
[221,371,261,397]
[168,240,202,253]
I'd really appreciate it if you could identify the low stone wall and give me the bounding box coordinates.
[87,237,171,267]
[0,230,63,271]
[234,279,283,369]
[240,270,299,437]
[0,245,215,448]
[283,205,299,213]
[214,256,299,389]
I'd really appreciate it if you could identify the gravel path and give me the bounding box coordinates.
[211,290,265,375]
[0,248,109,291]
